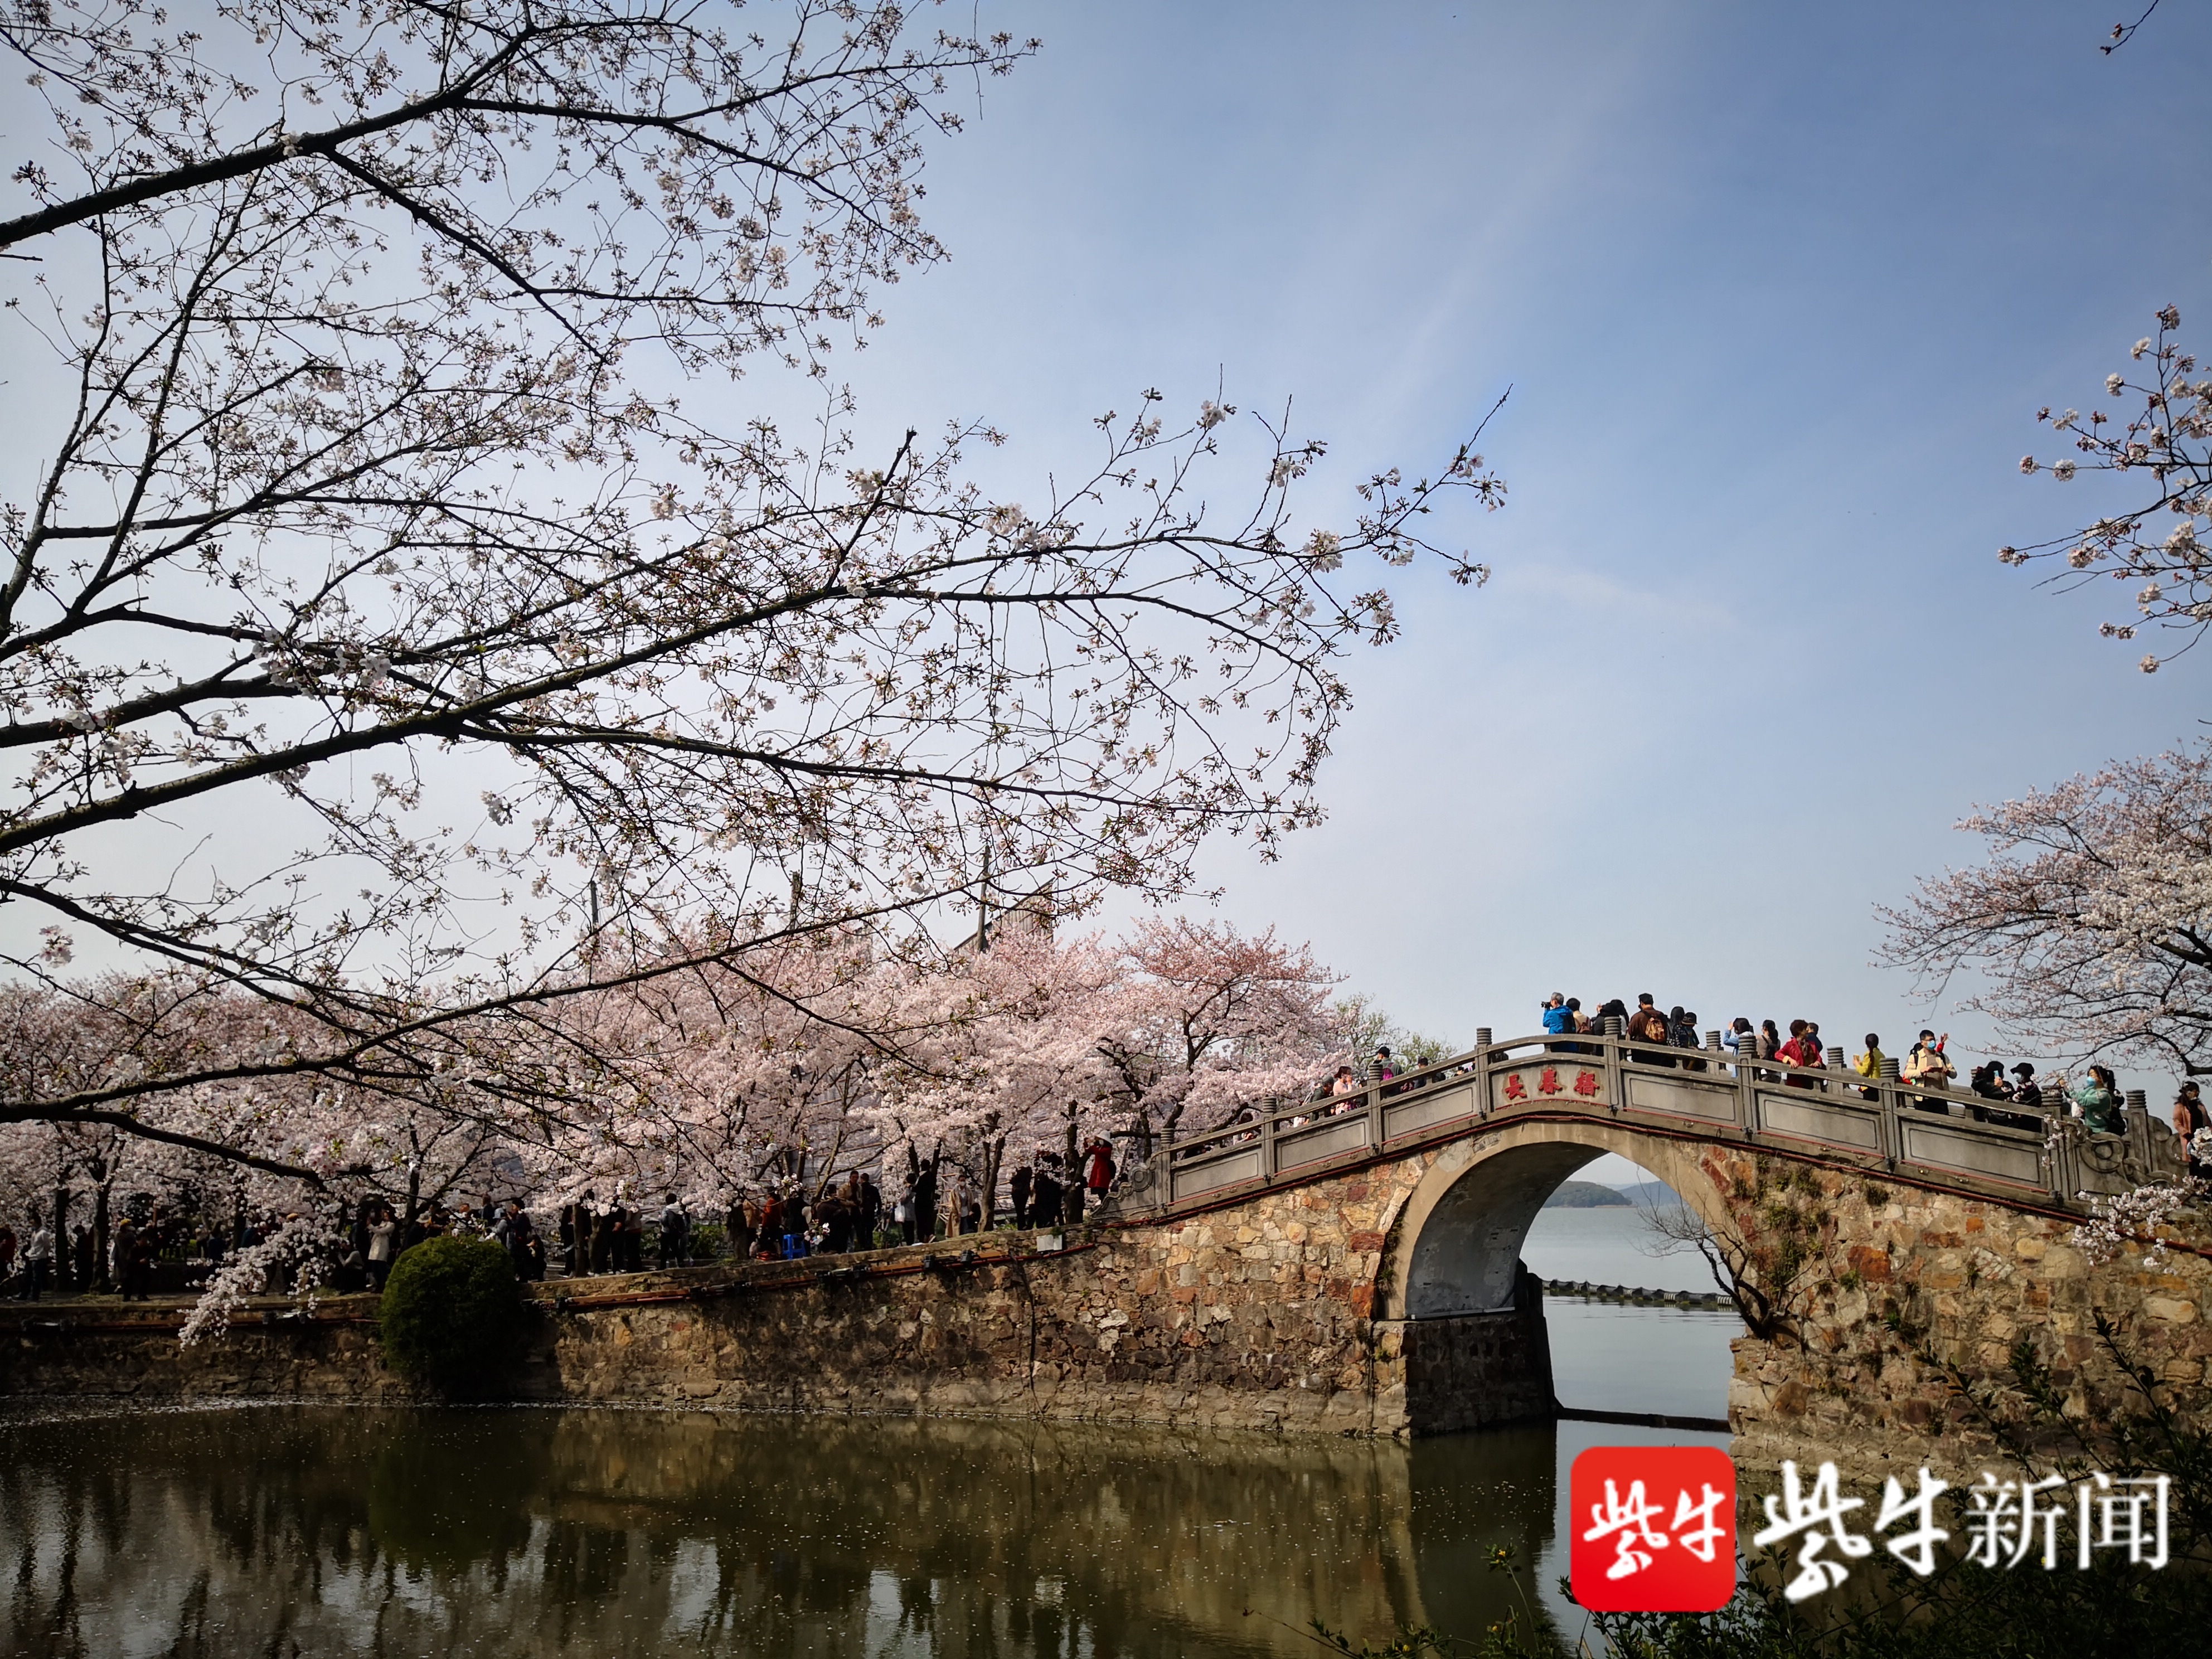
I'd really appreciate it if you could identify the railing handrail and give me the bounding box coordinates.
[1141,1027,2172,1216]
[1162,1030,2062,1166]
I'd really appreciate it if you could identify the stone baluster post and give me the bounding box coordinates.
[1880,1056,1903,1167]
[1826,1045,1845,1097]
[2126,1088,2153,1173]
[1600,1016,1626,1117]
[1734,1019,1757,1132]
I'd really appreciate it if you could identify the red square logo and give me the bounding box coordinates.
[1569,1446,1738,1611]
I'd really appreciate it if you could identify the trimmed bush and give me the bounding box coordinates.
[378,1235,527,1393]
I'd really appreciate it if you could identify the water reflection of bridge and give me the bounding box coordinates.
[1,1403,1577,1659]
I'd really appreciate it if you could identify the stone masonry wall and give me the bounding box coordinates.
[1707,1146,2212,1474]
[11,1133,2191,1464]
[0,1150,1552,1438]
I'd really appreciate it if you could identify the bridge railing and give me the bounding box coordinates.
[1148,1029,2181,1214]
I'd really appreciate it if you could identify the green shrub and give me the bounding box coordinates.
[378,1235,527,1393]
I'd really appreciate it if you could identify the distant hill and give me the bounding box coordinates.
[1542,1180,1632,1209]
[1540,1178,1690,1211]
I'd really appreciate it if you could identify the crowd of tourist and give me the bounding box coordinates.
[1532,989,2201,1158]
[8,992,2209,1306]
[0,1128,1140,1305]
[697,1139,1122,1267]
[0,1201,238,1303]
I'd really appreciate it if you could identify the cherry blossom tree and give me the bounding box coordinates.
[518,929,896,1206]
[2000,307,2210,671]
[0,973,545,1265]
[1096,918,1345,1138]
[863,926,1121,1211]
[0,1,1508,1185]
[1880,745,2212,1076]
[1895,313,2212,1075]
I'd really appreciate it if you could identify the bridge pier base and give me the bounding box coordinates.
[1380,1265,1555,1436]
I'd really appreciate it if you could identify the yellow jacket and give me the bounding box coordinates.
[1854,1047,1886,1079]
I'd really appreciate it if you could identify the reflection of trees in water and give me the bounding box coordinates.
[0,1406,1564,1658]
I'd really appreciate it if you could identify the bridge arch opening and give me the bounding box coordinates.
[1378,1126,1736,1434]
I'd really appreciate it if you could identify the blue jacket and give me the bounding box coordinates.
[1541,1004,1571,1034]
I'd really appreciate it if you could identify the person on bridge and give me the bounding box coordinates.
[1978,1065,2043,1132]
[2174,1084,2207,1176]
[1010,1162,1034,1228]
[1721,1018,1757,1078]
[1540,994,1572,1035]
[1902,1031,1956,1108]
[1852,1034,1886,1100]
[1626,995,1672,1066]
[1776,1020,1822,1085]
[2072,1065,2123,1135]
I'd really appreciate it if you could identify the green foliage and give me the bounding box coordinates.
[1334,996,1464,1069]
[377,1236,527,1394]
[1321,1551,2210,1659]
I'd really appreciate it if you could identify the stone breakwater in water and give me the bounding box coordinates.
[0,1156,1553,1438]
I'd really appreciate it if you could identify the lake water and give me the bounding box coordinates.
[0,1402,1727,1659]
[0,1199,1743,1658]
[1523,1201,1739,1423]
[1522,1199,1724,1297]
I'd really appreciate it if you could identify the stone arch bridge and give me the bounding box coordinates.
[7,1031,2205,1466]
[1084,1026,2200,1453]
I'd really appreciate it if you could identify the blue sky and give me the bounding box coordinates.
[3,3,2205,1126]
[767,1,2212,1097]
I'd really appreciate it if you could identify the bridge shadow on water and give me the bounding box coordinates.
[0,1399,1729,1659]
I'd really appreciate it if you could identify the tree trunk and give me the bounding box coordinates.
[1064,1103,1083,1225]
[93,1182,111,1294]
[981,1134,1007,1225]
[50,1183,70,1291]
